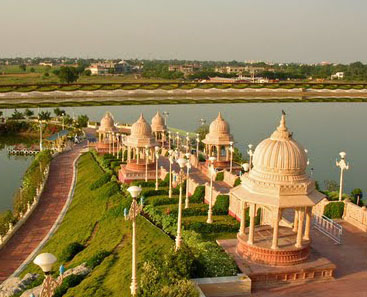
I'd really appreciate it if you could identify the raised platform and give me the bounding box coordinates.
[237,226,310,266]
[218,237,336,291]
[118,162,158,183]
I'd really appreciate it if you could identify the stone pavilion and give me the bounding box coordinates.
[151,111,167,146]
[95,112,118,154]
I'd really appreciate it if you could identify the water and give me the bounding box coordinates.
[0,138,34,212]
[4,102,366,199]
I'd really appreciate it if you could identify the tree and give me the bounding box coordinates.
[83,69,91,76]
[19,64,26,72]
[24,108,34,118]
[53,108,66,117]
[10,109,24,120]
[64,115,73,126]
[324,180,339,192]
[38,111,51,121]
[351,188,363,206]
[30,67,35,73]
[76,114,89,128]
[55,66,79,83]
[0,111,3,118]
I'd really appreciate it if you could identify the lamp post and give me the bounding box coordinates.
[229,141,234,173]
[207,156,216,224]
[33,253,64,297]
[336,152,350,202]
[196,133,200,159]
[186,132,190,153]
[199,118,206,126]
[176,132,180,150]
[168,149,174,198]
[247,144,254,171]
[39,120,44,152]
[108,132,111,154]
[163,111,169,126]
[61,112,65,130]
[145,145,149,182]
[242,162,250,173]
[112,132,115,156]
[168,131,171,150]
[155,146,160,191]
[185,153,191,209]
[127,186,143,297]
[176,158,187,250]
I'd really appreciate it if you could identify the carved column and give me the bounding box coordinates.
[295,208,305,248]
[271,208,281,249]
[293,209,299,232]
[303,207,312,241]
[248,203,256,245]
[239,201,247,236]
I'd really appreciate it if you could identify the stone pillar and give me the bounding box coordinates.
[216,145,220,160]
[239,201,247,236]
[295,209,305,248]
[271,208,281,249]
[99,133,102,142]
[293,209,299,232]
[128,147,131,162]
[303,207,312,241]
[248,203,256,245]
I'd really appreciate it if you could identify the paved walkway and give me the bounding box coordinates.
[253,221,367,297]
[0,144,85,283]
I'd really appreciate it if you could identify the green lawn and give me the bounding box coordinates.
[20,152,173,296]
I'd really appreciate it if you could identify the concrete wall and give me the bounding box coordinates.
[343,200,367,232]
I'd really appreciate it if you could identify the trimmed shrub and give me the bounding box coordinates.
[100,182,120,198]
[215,171,224,181]
[60,242,85,262]
[234,177,241,187]
[185,221,239,234]
[0,210,16,236]
[143,189,169,199]
[213,195,229,215]
[52,274,85,297]
[89,173,111,190]
[86,250,112,269]
[324,202,344,219]
[190,186,205,203]
[132,180,156,187]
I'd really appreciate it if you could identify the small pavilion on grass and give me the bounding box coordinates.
[118,114,158,183]
[96,112,118,154]
[230,113,325,266]
[151,111,167,146]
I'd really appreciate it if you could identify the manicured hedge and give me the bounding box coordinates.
[60,242,85,262]
[234,177,241,187]
[215,171,224,181]
[190,186,205,203]
[185,221,239,234]
[324,202,345,219]
[53,274,86,297]
[89,173,111,190]
[86,250,112,269]
[213,195,229,215]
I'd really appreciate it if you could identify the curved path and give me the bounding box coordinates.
[0,143,85,283]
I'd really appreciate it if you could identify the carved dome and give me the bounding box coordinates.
[98,112,117,133]
[131,114,153,137]
[203,112,233,145]
[125,114,157,148]
[252,114,308,177]
[151,111,166,132]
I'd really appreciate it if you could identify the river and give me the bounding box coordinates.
[1,102,365,211]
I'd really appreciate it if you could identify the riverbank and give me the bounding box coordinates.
[2,87,367,108]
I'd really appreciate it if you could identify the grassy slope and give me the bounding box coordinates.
[21,152,173,296]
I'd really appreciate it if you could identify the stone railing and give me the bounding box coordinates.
[0,166,50,250]
[343,199,367,231]
[312,198,331,217]
[223,170,238,187]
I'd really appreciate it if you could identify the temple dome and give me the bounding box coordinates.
[252,114,308,177]
[203,112,233,145]
[151,111,166,132]
[98,112,117,133]
[131,114,153,137]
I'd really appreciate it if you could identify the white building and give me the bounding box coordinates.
[331,72,344,80]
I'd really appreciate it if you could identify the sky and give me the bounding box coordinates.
[0,0,366,63]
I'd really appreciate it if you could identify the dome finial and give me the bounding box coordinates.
[218,112,223,119]
[278,110,288,132]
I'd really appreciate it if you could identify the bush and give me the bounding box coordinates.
[0,210,16,236]
[86,250,112,269]
[185,221,239,234]
[60,242,85,262]
[132,180,156,187]
[143,189,169,199]
[100,182,120,198]
[52,274,85,297]
[190,186,205,203]
[198,154,206,162]
[89,173,111,190]
[215,171,224,181]
[151,196,179,206]
[234,177,241,187]
[213,195,229,215]
[324,202,345,219]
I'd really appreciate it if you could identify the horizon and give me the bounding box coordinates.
[1,0,366,64]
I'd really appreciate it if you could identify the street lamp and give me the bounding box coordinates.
[207,156,216,224]
[336,152,350,202]
[33,253,64,297]
[196,133,200,159]
[186,133,190,153]
[242,162,250,173]
[127,185,142,297]
[229,141,234,173]
[155,146,160,191]
[168,131,171,150]
[61,112,65,130]
[176,132,180,150]
[168,149,174,198]
[163,111,169,126]
[247,144,254,171]
[185,153,191,209]
[199,118,206,126]
[145,145,149,182]
[176,157,187,250]
[39,120,44,152]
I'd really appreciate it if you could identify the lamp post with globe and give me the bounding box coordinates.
[127,186,143,296]
[247,144,254,171]
[155,146,160,190]
[33,253,64,297]
[175,158,187,250]
[207,156,216,224]
[185,153,191,209]
[336,152,350,202]
[168,149,174,198]
[196,133,200,159]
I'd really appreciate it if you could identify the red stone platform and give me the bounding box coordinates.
[218,236,336,291]
[237,226,310,266]
[118,162,158,183]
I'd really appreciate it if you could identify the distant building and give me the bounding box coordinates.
[331,72,344,80]
[168,64,201,76]
[39,62,53,67]
[86,62,115,75]
[114,60,132,74]
[215,66,246,75]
